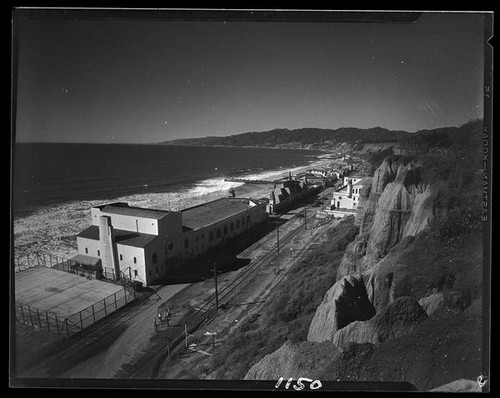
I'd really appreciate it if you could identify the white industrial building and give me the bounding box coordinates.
[331,176,370,210]
[74,198,267,286]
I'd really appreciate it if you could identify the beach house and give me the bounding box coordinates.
[331,176,370,210]
[267,179,309,214]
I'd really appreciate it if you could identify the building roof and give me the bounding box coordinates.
[77,225,157,248]
[352,177,371,187]
[334,187,349,195]
[70,253,102,267]
[97,203,170,220]
[181,198,255,230]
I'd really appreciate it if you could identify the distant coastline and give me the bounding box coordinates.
[16,142,331,152]
[159,142,334,152]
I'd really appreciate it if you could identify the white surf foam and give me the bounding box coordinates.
[13,156,331,262]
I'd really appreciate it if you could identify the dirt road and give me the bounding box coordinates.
[20,283,189,378]
[17,201,337,380]
[155,210,341,379]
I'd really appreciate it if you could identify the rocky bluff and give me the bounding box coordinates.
[308,151,464,342]
[245,120,484,389]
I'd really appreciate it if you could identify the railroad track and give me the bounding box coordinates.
[126,213,317,378]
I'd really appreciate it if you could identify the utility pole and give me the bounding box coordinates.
[304,205,307,230]
[213,261,219,312]
[276,222,280,254]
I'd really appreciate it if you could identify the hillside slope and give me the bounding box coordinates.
[160,126,410,149]
[244,120,485,390]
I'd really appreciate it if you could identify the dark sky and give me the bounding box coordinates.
[14,11,487,143]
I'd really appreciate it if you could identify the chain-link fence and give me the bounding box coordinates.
[14,251,137,337]
[15,301,70,336]
[15,286,136,337]
[14,251,121,283]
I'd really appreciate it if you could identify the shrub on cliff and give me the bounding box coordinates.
[430,195,482,240]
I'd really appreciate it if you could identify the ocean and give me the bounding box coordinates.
[13,143,325,260]
[13,143,322,215]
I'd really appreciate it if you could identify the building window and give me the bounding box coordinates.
[196,236,199,242]
[223,225,228,235]
[209,231,214,242]
[148,269,151,276]
[216,228,221,238]
[230,222,234,232]
[152,253,158,264]
[185,238,189,248]
[85,247,88,254]
[97,250,100,256]
[134,257,137,264]
[246,215,250,225]
[242,216,245,225]
[236,219,240,229]
[120,254,123,261]
[201,233,205,240]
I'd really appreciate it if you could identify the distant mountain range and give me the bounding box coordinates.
[159,127,412,149]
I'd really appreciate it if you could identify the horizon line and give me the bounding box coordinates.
[14,120,478,145]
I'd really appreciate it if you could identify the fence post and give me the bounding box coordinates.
[48,254,52,267]
[55,314,60,334]
[36,308,42,328]
[28,306,34,326]
[79,310,84,330]
[46,312,50,332]
[27,253,31,268]
[103,298,108,316]
[65,318,70,338]
[114,292,118,310]
[91,304,96,323]
[19,303,26,324]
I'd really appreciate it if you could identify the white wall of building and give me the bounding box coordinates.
[157,212,183,260]
[77,237,101,258]
[332,183,365,210]
[90,207,160,235]
[115,244,147,282]
[343,176,364,186]
[79,201,268,286]
[332,192,360,209]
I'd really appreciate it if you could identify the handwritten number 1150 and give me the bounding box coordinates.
[275,377,322,390]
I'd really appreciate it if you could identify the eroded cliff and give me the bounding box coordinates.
[242,121,484,389]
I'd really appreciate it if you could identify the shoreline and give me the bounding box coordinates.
[13,156,333,264]
[158,143,334,152]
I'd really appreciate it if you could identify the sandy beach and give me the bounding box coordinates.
[13,156,333,266]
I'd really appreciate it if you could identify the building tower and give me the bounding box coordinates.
[99,215,120,280]
[347,179,353,198]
